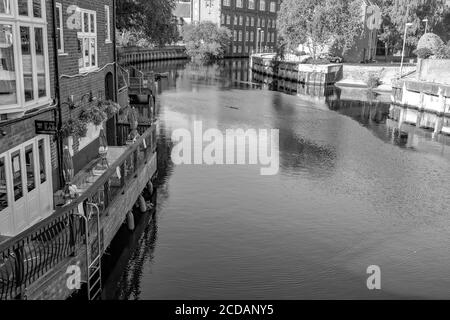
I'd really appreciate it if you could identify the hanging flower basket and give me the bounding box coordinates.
[99,100,121,118]
[79,105,107,126]
[61,118,88,138]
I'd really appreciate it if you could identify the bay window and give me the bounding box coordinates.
[78,9,97,73]
[0,0,50,113]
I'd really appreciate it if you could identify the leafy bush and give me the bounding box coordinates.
[417,33,444,55]
[366,73,381,89]
[414,47,434,59]
[183,22,232,62]
[435,41,450,59]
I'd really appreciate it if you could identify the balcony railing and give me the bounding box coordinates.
[0,124,157,300]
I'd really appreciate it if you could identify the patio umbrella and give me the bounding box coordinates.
[62,146,74,184]
[98,127,109,169]
[127,106,139,142]
[99,127,108,149]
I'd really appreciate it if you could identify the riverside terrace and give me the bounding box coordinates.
[0,123,157,300]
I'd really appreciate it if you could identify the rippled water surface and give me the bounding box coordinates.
[104,60,450,300]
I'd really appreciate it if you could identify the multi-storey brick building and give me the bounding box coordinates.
[191,0,280,57]
[0,0,118,237]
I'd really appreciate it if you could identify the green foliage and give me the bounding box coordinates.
[366,73,381,89]
[117,0,179,46]
[277,0,363,59]
[376,0,447,54]
[61,118,88,138]
[414,47,434,59]
[417,33,444,54]
[435,41,450,59]
[182,22,232,62]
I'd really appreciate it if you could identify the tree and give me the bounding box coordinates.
[277,0,364,59]
[117,0,179,46]
[183,22,232,62]
[376,0,447,56]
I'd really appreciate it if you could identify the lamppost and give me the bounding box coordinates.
[400,22,413,78]
[422,18,429,33]
[257,27,261,53]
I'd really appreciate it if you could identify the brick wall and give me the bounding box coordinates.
[55,0,116,177]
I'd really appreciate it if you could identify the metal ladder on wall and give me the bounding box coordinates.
[84,203,103,300]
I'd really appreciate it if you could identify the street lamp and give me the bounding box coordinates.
[257,27,261,53]
[400,22,413,78]
[422,18,429,33]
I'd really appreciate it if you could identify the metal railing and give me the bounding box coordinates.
[0,124,157,300]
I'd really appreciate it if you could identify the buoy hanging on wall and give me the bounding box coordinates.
[126,211,135,231]
[138,195,147,213]
[147,180,154,195]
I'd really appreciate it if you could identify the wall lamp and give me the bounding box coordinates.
[61,92,96,110]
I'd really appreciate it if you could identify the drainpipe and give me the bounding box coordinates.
[113,0,119,146]
[51,0,65,189]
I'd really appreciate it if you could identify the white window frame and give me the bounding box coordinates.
[77,8,97,73]
[0,0,51,115]
[105,5,111,43]
[55,2,64,54]
[269,1,276,12]
[260,0,266,11]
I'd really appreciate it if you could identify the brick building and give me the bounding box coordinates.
[191,0,280,57]
[0,0,118,237]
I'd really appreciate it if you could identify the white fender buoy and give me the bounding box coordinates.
[126,211,135,231]
[147,180,154,195]
[138,195,147,213]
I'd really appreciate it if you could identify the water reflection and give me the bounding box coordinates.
[104,59,450,300]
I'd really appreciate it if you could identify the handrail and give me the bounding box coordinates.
[0,124,155,253]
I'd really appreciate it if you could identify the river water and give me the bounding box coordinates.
[104,59,450,300]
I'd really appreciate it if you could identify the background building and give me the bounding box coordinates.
[191,0,280,57]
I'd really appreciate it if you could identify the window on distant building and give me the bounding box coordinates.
[251,17,254,26]
[239,16,243,25]
[226,15,231,24]
[221,14,225,24]
[260,0,266,11]
[55,3,64,54]
[246,16,250,26]
[238,30,242,41]
[0,0,50,111]
[223,0,230,6]
[248,0,255,9]
[245,31,249,41]
[105,5,111,43]
[250,31,254,41]
[236,0,243,8]
[78,9,97,73]
[270,1,276,12]
[234,30,238,41]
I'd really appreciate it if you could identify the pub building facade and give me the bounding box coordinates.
[0,0,117,238]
